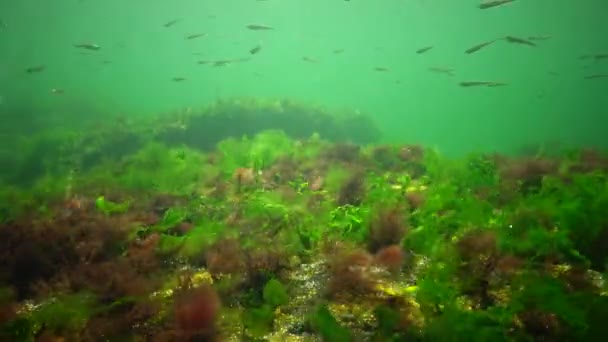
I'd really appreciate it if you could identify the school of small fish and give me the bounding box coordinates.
[9,0,608,96]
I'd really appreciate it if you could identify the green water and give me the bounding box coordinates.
[1,0,607,154]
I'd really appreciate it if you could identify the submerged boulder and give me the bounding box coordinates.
[157,97,381,150]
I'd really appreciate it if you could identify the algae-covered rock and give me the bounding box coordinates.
[158,97,380,150]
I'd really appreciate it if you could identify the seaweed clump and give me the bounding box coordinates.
[174,284,221,340]
[368,207,408,253]
[337,171,366,206]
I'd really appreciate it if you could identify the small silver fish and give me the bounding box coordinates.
[302,57,318,63]
[249,44,262,55]
[164,19,181,28]
[459,81,507,87]
[479,0,515,10]
[213,60,232,67]
[465,40,495,54]
[504,36,536,47]
[528,35,552,41]
[428,67,455,76]
[26,65,46,73]
[246,24,274,30]
[74,43,101,51]
[185,33,207,40]
[416,46,433,54]
[584,74,608,80]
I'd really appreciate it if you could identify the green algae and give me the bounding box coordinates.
[95,195,130,215]
[263,279,289,308]
[309,305,353,342]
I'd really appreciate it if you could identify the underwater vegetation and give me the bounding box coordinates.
[1,99,608,341]
[1,97,379,189]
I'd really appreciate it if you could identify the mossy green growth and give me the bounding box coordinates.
[328,204,369,243]
[36,293,96,332]
[323,165,351,194]
[95,195,130,215]
[154,220,227,258]
[262,279,288,308]
[457,153,500,190]
[0,191,11,223]
[373,305,401,340]
[217,136,251,176]
[248,130,293,170]
[0,173,71,221]
[273,223,306,254]
[0,287,14,304]
[308,305,353,342]
[240,279,289,338]
[423,305,508,342]
[292,132,325,162]
[156,235,185,255]
[511,274,588,338]
[414,249,460,316]
[420,147,450,182]
[217,130,293,176]
[1,317,34,341]
[178,222,226,259]
[364,172,407,205]
[495,172,608,267]
[82,143,206,196]
[150,207,189,233]
[102,296,140,313]
[6,292,97,339]
[243,190,292,224]
[540,173,608,269]
[405,181,492,256]
[243,305,275,338]
[584,295,608,339]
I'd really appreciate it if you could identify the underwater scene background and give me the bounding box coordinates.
[1,0,608,341]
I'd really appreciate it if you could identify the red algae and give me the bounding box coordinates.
[399,144,424,161]
[368,207,408,253]
[328,249,376,298]
[374,244,405,272]
[405,191,426,210]
[205,238,246,276]
[174,285,221,335]
[233,167,255,184]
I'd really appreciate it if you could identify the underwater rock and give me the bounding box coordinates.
[157,98,381,151]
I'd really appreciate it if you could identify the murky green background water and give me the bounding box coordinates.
[1,0,606,154]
